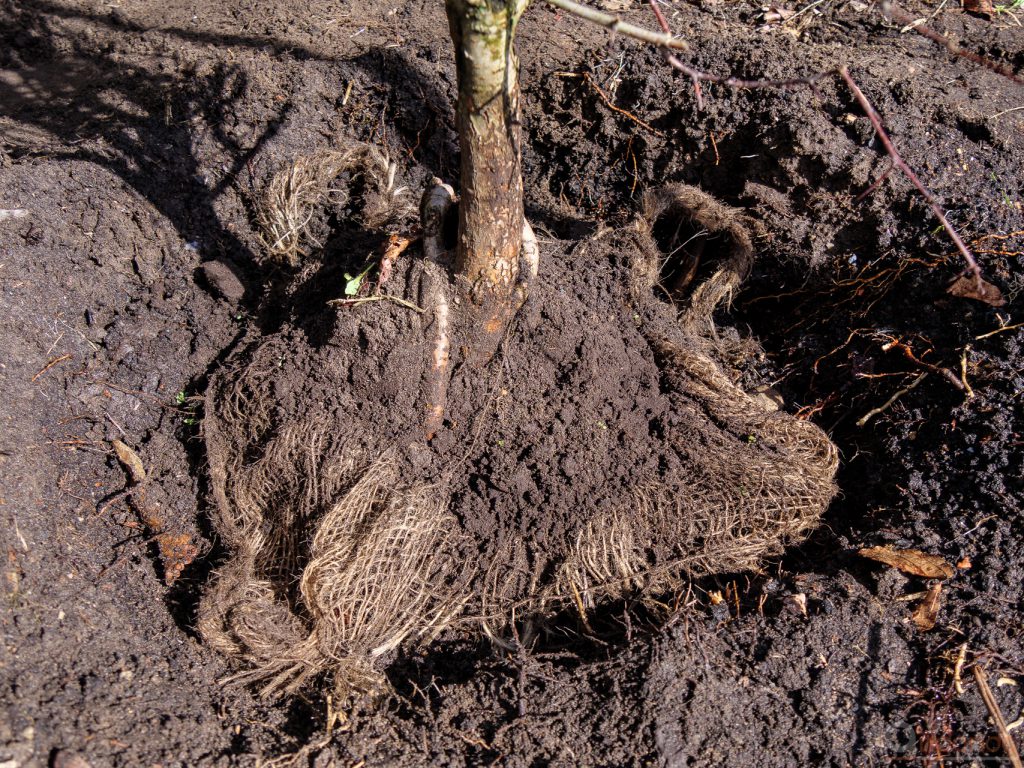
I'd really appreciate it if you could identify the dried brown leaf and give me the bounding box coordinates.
[912,583,942,631]
[859,546,955,579]
[111,439,147,483]
[963,0,994,19]
[948,274,1006,307]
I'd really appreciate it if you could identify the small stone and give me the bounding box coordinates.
[200,260,246,303]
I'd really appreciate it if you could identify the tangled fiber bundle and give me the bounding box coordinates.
[198,149,838,697]
[254,143,412,266]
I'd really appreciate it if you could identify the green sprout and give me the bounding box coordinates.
[175,391,199,426]
[343,262,375,297]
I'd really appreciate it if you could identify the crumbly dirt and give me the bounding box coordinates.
[2,0,1023,765]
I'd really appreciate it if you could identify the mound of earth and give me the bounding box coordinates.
[197,178,836,697]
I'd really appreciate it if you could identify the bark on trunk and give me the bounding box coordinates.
[446,0,529,361]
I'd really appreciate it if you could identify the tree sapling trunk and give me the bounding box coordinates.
[446,0,530,361]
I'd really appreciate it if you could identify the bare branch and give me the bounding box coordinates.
[881,1,1024,87]
[545,0,690,52]
[838,66,982,282]
[643,0,823,109]
[665,54,826,100]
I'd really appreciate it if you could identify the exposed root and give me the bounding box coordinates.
[521,219,539,278]
[420,177,457,264]
[420,266,452,440]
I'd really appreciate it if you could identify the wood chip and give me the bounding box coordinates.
[912,583,942,631]
[111,439,147,483]
[789,592,808,617]
[963,0,995,19]
[859,546,955,579]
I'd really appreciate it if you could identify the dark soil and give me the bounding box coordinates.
[2,0,1023,766]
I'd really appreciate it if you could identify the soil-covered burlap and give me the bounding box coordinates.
[197,144,839,698]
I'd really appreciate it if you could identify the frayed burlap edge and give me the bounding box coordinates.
[255,142,414,266]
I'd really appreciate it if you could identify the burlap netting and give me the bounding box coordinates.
[197,147,838,697]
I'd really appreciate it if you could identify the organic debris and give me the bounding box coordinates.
[963,0,995,19]
[947,273,1006,307]
[911,583,942,631]
[758,5,796,25]
[111,439,146,483]
[858,546,955,579]
[108,439,197,585]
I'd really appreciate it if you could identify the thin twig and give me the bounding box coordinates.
[856,372,928,427]
[839,67,982,283]
[784,0,830,25]
[557,71,665,135]
[327,294,425,313]
[973,663,1024,768]
[31,353,72,382]
[545,0,690,51]
[665,54,825,110]
[976,321,1024,340]
[991,106,1024,119]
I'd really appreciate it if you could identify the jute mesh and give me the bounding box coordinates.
[198,155,838,697]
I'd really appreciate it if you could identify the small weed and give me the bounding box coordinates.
[343,262,375,297]
[175,391,200,427]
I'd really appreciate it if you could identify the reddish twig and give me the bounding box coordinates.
[666,55,827,110]
[32,353,71,382]
[646,0,824,110]
[839,66,982,283]
[881,2,1024,87]
[579,72,664,136]
[880,335,964,390]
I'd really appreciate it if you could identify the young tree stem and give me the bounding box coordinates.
[447,0,529,361]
